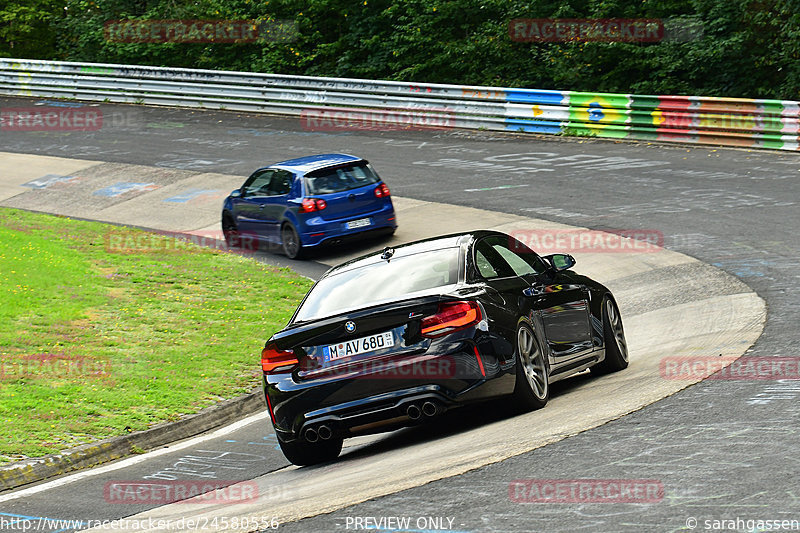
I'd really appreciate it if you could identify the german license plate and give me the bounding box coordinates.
[323,331,394,362]
[345,217,371,230]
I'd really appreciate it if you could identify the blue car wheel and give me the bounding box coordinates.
[281,223,303,259]
[222,212,240,248]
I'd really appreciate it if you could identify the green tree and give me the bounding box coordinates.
[2,0,798,100]
[0,0,60,59]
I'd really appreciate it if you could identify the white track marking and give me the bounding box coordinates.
[0,412,271,503]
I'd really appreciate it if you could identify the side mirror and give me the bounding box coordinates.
[230,189,242,198]
[544,253,576,272]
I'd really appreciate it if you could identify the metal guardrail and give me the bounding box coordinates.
[1,58,798,151]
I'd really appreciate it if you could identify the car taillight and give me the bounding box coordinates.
[420,301,482,338]
[374,183,391,198]
[261,344,298,373]
[300,198,327,213]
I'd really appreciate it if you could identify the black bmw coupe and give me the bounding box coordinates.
[262,230,628,465]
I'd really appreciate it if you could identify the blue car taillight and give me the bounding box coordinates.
[300,198,327,213]
[374,183,391,198]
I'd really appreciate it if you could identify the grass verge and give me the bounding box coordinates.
[0,208,312,464]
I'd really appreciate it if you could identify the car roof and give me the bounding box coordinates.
[322,230,502,277]
[270,153,363,174]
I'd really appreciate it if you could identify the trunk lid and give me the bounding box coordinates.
[317,182,384,221]
[271,295,445,379]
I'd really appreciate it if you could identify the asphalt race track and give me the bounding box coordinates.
[1,97,798,532]
[0,153,763,531]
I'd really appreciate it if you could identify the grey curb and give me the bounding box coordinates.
[0,388,265,493]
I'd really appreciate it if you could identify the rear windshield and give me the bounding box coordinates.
[304,162,381,195]
[293,248,461,322]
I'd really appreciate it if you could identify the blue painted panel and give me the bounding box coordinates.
[22,174,79,189]
[92,182,157,197]
[164,189,219,203]
[505,90,567,106]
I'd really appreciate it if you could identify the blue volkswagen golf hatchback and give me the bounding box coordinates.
[222,154,397,258]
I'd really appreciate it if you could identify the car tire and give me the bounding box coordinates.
[511,321,549,411]
[222,213,240,248]
[281,223,304,260]
[590,296,629,375]
[278,437,343,466]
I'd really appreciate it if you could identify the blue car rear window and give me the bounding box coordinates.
[304,163,381,195]
[293,248,461,322]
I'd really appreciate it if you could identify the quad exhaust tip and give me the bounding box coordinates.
[304,424,333,442]
[304,427,319,443]
[406,401,441,420]
[306,403,441,440]
[421,401,438,417]
[317,424,333,440]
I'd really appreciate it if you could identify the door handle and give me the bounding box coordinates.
[259,204,267,209]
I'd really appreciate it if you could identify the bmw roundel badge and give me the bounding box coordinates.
[344,321,357,334]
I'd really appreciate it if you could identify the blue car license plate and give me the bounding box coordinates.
[345,217,372,230]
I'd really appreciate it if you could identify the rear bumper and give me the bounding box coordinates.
[298,200,396,248]
[287,387,455,443]
[316,225,396,247]
[264,333,517,443]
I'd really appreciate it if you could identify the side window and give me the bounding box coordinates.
[475,238,514,279]
[241,170,274,197]
[267,170,293,196]
[475,250,499,278]
[506,237,549,275]
[474,235,548,279]
[493,245,538,277]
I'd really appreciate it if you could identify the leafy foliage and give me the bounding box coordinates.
[0,0,60,59]
[2,0,799,99]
